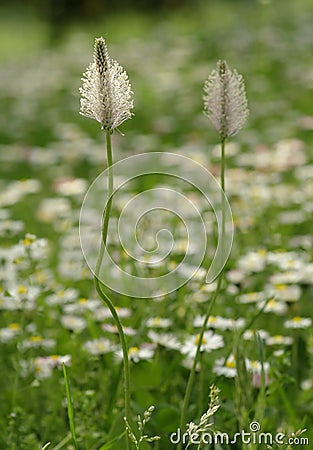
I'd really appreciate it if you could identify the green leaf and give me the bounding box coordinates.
[48,434,72,450]
[98,431,126,450]
[49,435,72,450]
[62,363,78,450]
[154,405,180,433]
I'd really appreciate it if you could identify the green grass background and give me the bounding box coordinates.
[0,1,313,449]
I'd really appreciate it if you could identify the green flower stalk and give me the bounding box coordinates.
[80,37,134,450]
[178,60,248,450]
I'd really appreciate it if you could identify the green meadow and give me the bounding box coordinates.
[0,1,312,449]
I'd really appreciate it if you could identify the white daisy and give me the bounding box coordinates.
[147,330,181,350]
[213,355,237,378]
[83,338,115,356]
[146,317,173,328]
[284,317,312,329]
[116,344,156,363]
[242,329,270,341]
[265,335,293,346]
[60,315,87,332]
[181,331,224,357]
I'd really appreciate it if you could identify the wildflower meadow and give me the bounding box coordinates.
[0,1,313,449]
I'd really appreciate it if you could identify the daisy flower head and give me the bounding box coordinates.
[265,334,293,346]
[245,358,270,375]
[80,37,134,131]
[284,316,312,329]
[181,330,224,358]
[146,317,172,328]
[147,330,181,350]
[0,323,21,342]
[60,314,87,332]
[258,298,288,315]
[242,329,270,341]
[193,315,245,330]
[115,343,156,363]
[33,355,71,380]
[213,355,237,378]
[83,338,115,356]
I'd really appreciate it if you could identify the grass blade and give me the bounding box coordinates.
[98,431,126,450]
[41,444,51,450]
[62,363,78,450]
[50,434,72,450]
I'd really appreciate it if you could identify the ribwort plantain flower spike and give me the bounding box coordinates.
[79,37,134,131]
[178,63,248,450]
[203,60,249,140]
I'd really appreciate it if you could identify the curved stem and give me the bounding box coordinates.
[94,129,131,450]
[94,279,131,433]
[177,138,227,450]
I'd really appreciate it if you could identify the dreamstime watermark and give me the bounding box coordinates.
[170,422,309,446]
[79,152,233,298]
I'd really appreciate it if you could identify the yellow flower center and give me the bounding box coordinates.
[195,334,206,346]
[226,360,236,368]
[30,336,43,343]
[96,343,105,351]
[128,346,139,356]
[267,299,277,307]
[18,285,27,295]
[250,360,259,369]
[22,238,33,246]
[275,284,287,291]
[152,317,161,326]
[292,316,302,322]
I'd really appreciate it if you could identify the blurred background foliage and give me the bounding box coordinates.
[1,0,313,51]
[0,2,313,447]
[0,0,312,255]
[0,0,312,143]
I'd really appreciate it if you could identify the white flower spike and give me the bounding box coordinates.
[203,60,249,140]
[80,37,134,131]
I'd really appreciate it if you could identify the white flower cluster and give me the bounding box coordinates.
[80,37,134,130]
[203,60,249,140]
